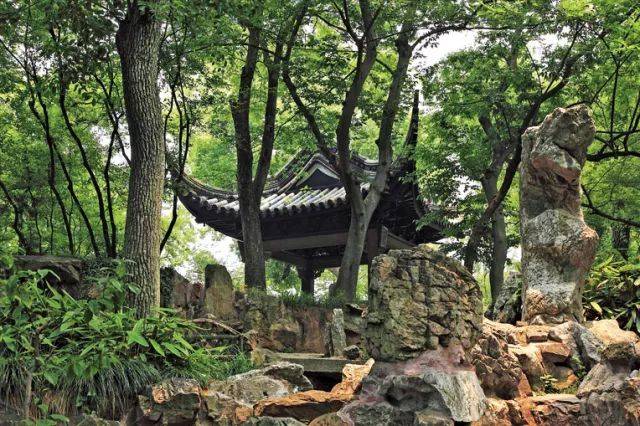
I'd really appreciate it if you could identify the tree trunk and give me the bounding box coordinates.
[612,224,631,260]
[239,200,266,290]
[332,206,369,301]
[116,2,165,317]
[481,174,507,304]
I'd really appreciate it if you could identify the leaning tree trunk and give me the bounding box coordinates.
[482,174,508,304]
[116,2,165,317]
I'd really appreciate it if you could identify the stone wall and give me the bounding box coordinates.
[520,105,599,324]
[365,245,484,361]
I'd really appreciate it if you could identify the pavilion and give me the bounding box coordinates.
[177,100,442,293]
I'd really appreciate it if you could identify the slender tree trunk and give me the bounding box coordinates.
[612,224,631,260]
[116,1,165,317]
[481,174,507,304]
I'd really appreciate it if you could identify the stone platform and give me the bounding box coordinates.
[272,353,366,374]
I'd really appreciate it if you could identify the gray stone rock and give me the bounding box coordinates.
[328,309,347,356]
[203,264,235,320]
[207,362,312,406]
[489,272,521,324]
[337,345,486,425]
[14,255,87,298]
[242,417,306,426]
[137,377,202,425]
[365,246,483,361]
[549,321,602,370]
[520,105,599,324]
[343,345,361,360]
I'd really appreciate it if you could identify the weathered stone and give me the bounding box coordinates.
[203,264,235,320]
[242,416,306,425]
[201,390,253,425]
[207,362,312,406]
[337,345,486,425]
[330,358,375,397]
[580,374,640,426]
[587,319,640,346]
[577,342,640,398]
[471,398,523,426]
[243,295,331,353]
[546,364,579,391]
[308,412,348,426]
[253,390,351,423]
[522,394,582,425]
[413,409,454,425]
[324,309,347,357]
[160,267,203,318]
[508,344,547,388]
[137,378,201,425]
[14,255,88,298]
[489,272,522,324]
[548,321,603,370]
[525,326,551,343]
[520,105,599,324]
[365,246,483,361]
[269,320,301,352]
[534,341,571,363]
[342,345,361,360]
[470,321,532,399]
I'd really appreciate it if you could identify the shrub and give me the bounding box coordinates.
[0,265,252,421]
[583,256,640,333]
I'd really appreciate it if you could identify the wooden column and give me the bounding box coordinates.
[296,264,315,295]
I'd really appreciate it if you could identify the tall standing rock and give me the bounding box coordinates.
[203,264,235,320]
[520,105,599,325]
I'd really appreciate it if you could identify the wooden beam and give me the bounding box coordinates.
[263,232,350,252]
[386,230,415,250]
[270,251,308,267]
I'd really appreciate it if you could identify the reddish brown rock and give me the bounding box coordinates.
[472,398,524,426]
[253,390,351,423]
[509,344,547,388]
[330,359,374,397]
[521,394,582,425]
[471,323,532,399]
[534,341,571,363]
[587,319,640,346]
[525,326,551,343]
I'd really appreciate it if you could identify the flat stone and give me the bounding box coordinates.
[253,390,351,423]
[587,319,640,345]
[533,341,571,363]
[271,353,366,374]
[526,327,550,343]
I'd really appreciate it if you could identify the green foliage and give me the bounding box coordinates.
[583,257,640,333]
[539,374,559,394]
[0,266,249,419]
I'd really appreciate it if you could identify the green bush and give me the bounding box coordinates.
[583,256,640,333]
[0,264,252,421]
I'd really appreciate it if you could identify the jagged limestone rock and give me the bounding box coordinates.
[520,105,599,324]
[365,245,483,361]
